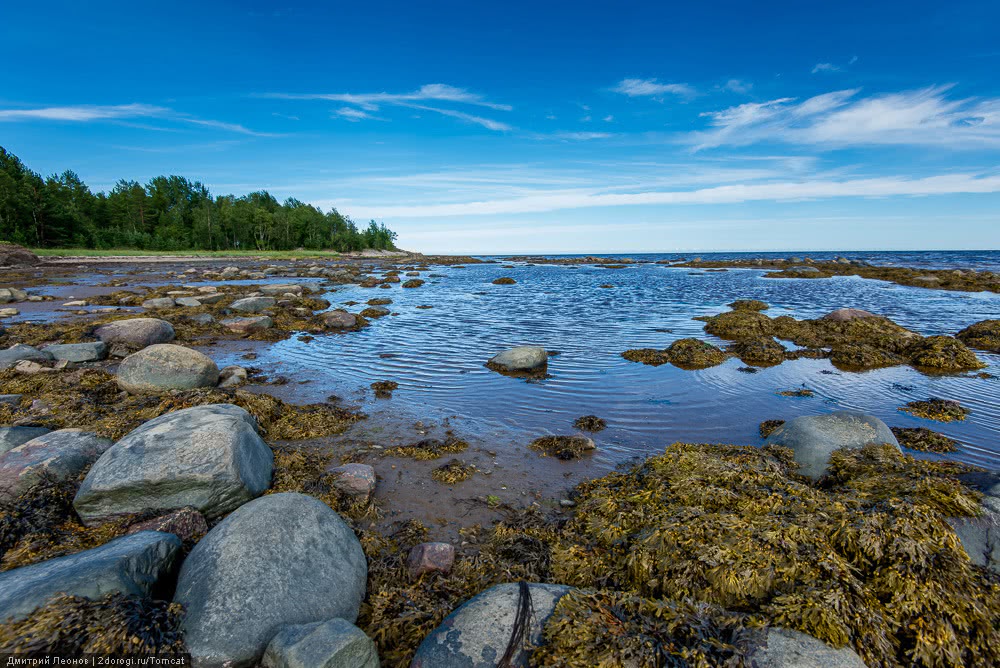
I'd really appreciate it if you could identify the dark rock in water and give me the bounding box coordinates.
[360,306,390,318]
[263,618,379,668]
[0,344,53,370]
[764,410,899,479]
[174,493,367,668]
[41,341,108,363]
[116,343,220,393]
[94,318,175,349]
[822,308,876,322]
[320,310,365,330]
[749,628,867,667]
[0,426,51,456]
[0,531,181,622]
[0,429,112,497]
[487,346,548,374]
[74,404,272,524]
[411,582,572,668]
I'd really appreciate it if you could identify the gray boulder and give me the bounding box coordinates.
[116,344,220,393]
[0,429,112,497]
[789,266,821,274]
[0,531,181,622]
[765,410,899,479]
[948,493,1000,574]
[487,346,548,373]
[0,426,51,456]
[0,344,53,370]
[198,292,226,305]
[750,628,866,667]
[411,582,572,668]
[174,493,368,668]
[263,619,379,668]
[260,284,304,296]
[42,341,108,363]
[230,296,277,313]
[94,318,175,348]
[175,297,202,307]
[142,297,176,309]
[321,310,362,330]
[73,404,273,523]
[222,316,273,334]
[822,308,877,322]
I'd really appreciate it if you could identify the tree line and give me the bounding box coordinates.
[0,146,398,252]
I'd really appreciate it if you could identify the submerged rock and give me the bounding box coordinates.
[0,531,181,622]
[487,346,548,375]
[764,410,900,479]
[263,618,380,668]
[0,429,112,497]
[74,404,273,523]
[411,582,572,668]
[174,493,367,668]
[116,343,220,393]
[94,318,175,349]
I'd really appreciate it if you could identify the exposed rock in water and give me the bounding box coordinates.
[486,346,548,376]
[0,429,112,498]
[955,319,1000,352]
[622,338,729,369]
[94,318,175,349]
[492,277,517,285]
[728,299,769,311]
[703,309,775,340]
[73,404,273,524]
[830,343,904,370]
[174,492,367,668]
[764,410,899,479]
[573,415,606,432]
[320,310,367,331]
[821,308,877,322]
[263,618,380,668]
[529,435,595,460]
[899,397,970,422]
[401,279,425,288]
[890,427,958,453]
[907,335,986,372]
[411,582,572,668]
[116,343,220,393]
[360,306,390,318]
[0,531,181,622]
[370,380,398,398]
[728,337,785,367]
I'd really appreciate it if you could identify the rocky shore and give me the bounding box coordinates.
[0,246,998,667]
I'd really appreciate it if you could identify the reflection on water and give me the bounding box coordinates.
[201,257,999,469]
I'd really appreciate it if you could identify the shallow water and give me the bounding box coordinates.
[208,253,1000,470]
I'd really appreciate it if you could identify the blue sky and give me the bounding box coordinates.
[3,0,1000,253]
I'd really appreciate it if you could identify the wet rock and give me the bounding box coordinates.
[749,627,867,667]
[0,426,51,456]
[0,287,29,302]
[487,346,548,373]
[492,277,517,285]
[822,308,877,322]
[830,343,903,370]
[0,344,53,370]
[142,297,176,309]
[116,344,220,393]
[359,306,389,318]
[326,463,376,498]
[789,265,821,274]
[263,618,379,668]
[956,319,1000,352]
[764,410,900,479]
[411,582,572,668]
[665,338,729,369]
[729,337,785,367]
[174,493,367,668]
[218,365,249,388]
[402,279,425,288]
[0,429,112,497]
[320,310,364,330]
[703,309,774,340]
[222,315,273,334]
[94,318,175,349]
[407,542,455,579]
[728,299,769,311]
[41,342,107,363]
[230,296,277,313]
[0,531,181,622]
[74,404,273,523]
[126,506,209,543]
[907,335,986,372]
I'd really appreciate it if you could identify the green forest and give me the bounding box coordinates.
[0,146,397,252]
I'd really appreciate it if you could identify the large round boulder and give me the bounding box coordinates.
[411,582,572,668]
[0,429,112,498]
[764,410,900,479]
[486,346,548,374]
[116,344,219,393]
[822,308,876,322]
[95,318,175,349]
[0,244,40,267]
[173,493,368,668]
[74,404,272,524]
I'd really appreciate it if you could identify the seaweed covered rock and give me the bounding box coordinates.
[492,277,517,285]
[821,308,876,322]
[729,337,785,367]
[116,344,220,393]
[94,318,175,349]
[907,335,986,372]
[0,344,53,370]
[73,404,273,524]
[703,309,774,340]
[729,299,769,311]
[0,429,112,498]
[664,338,729,369]
[899,398,970,422]
[573,415,606,432]
[529,435,595,460]
[411,582,572,668]
[829,343,904,370]
[764,410,899,479]
[620,348,670,366]
[890,427,958,453]
[956,319,1000,352]
[263,618,380,668]
[487,346,548,376]
[174,493,367,668]
[0,531,181,622]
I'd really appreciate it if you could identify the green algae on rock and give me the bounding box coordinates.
[728,336,786,367]
[702,309,775,340]
[899,398,971,422]
[728,299,769,311]
[956,319,1000,352]
[622,338,729,370]
[907,335,987,372]
[890,427,959,453]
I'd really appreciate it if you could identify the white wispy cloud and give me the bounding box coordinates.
[334,107,377,122]
[401,104,512,131]
[723,79,753,94]
[343,172,1000,218]
[691,85,1000,149]
[811,63,841,74]
[266,83,511,111]
[0,103,273,136]
[613,78,696,99]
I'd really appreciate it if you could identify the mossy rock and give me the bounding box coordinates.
[430,459,476,484]
[890,427,958,453]
[665,338,729,369]
[401,279,425,288]
[703,310,775,340]
[371,380,398,398]
[907,335,985,372]
[621,348,670,366]
[573,415,606,432]
[383,437,469,460]
[492,277,517,285]
[728,299,769,311]
[899,398,970,422]
[529,436,595,460]
[759,419,785,438]
[729,336,785,367]
[830,343,905,370]
[956,319,1000,352]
